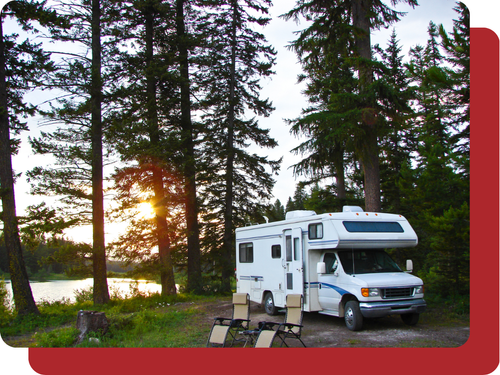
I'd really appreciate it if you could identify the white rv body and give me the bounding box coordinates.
[235,207,426,330]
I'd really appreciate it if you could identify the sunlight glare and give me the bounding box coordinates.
[137,202,156,219]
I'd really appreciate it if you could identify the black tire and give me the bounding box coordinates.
[401,313,419,326]
[344,300,363,331]
[264,292,279,315]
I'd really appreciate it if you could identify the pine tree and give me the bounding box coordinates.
[196,0,279,292]
[89,0,110,305]
[285,183,307,212]
[263,199,285,222]
[284,2,354,203]
[282,0,418,212]
[428,202,469,296]
[374,30,416,213]
[27,0,121,304]
[106,0,181,296]
[405,21,460,214]
[173,0,203,294]
[439,2,469,183]
[0,0,66,315]
[400,16,469,294]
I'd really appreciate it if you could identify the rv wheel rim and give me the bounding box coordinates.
[265,296,274,312]
[266,299,273,309]
[345,307,354,326]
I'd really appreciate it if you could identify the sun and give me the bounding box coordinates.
[137,202,156,219]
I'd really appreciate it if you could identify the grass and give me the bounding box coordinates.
[0,283,226,348]
[414,293,470,327]
[0,278,470,348]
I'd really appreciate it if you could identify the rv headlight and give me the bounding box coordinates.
[414,285,424,294]
[361,288,380,297]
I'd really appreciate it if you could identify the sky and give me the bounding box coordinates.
[1,0,499,372]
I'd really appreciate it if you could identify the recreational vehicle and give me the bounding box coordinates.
[235,206,426,331]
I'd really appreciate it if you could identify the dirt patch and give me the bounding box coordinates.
[202,298,470,348]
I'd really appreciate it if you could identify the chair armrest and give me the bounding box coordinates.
[230,318,250,326]
[213,317,232,325]
[257,321,280,330]
[277,322,303,331]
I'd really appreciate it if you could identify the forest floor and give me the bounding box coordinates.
[2,296,470,348]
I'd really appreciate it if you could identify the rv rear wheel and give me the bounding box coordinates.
[264,292,279,315]
[344,300,363,331]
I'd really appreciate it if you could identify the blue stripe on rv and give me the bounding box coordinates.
[308,282,349,295]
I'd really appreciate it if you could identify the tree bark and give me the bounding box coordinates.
[145,4,176,296]
[91,0,109,305]
[352,0,381,212]
[0,20,39,316]
[332,142,346,201]
[76,310,108,345]
[176,0,202,294]
[221,0,238,294]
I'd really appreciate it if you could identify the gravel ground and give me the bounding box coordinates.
[203,299,470,348]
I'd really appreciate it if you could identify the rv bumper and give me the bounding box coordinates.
[359,299,426,318]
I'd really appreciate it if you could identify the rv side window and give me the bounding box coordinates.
[294,238,300,260]
[239,243,253,263]
[343,221,404,233]
[271,245,281,259]
[286,236,292,261]
[324,253,338,274]
[309,223,323,239]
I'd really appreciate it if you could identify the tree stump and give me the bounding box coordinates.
[76,310,109,345]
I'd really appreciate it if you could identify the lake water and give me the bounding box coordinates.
[4,278,163,304]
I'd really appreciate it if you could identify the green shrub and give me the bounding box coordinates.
[35,327,80,348]
[74,286,93,303]
[0,278,13,326]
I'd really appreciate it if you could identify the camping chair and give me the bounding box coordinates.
[253,294,306,348]
[274,294,306,347]
[207,293,250,347]
[253,321,280,348]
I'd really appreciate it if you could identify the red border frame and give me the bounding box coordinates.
[27,27,499,375]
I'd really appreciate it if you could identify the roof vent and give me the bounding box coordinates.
[285,210,317,220]
[343,206,364,213]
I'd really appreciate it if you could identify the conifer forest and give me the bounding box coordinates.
[0,0,469,314]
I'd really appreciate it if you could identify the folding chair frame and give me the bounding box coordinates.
[253,294,306,348]
[275,294,306,347]
[207,293,250,347]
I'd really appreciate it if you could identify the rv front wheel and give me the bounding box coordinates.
[344,301,363,331]
[401,313,419,326]
[264,292,279,315]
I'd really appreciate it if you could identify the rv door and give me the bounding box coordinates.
[283,228,304,296]
[318,252,342,313]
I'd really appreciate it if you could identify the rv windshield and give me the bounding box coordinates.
[338,250,402,275]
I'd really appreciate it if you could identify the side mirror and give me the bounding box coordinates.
[317,262,326,274]
[406,259,413,273]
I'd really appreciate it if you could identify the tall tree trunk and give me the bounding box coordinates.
[390,133,402,213]
[0,20,39,316]
[221,0,238,294]
[176,0,202,293]
[145,3,176,296]
[91,0,109,305]
[352,0,381,212]
[332,142,346,201]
